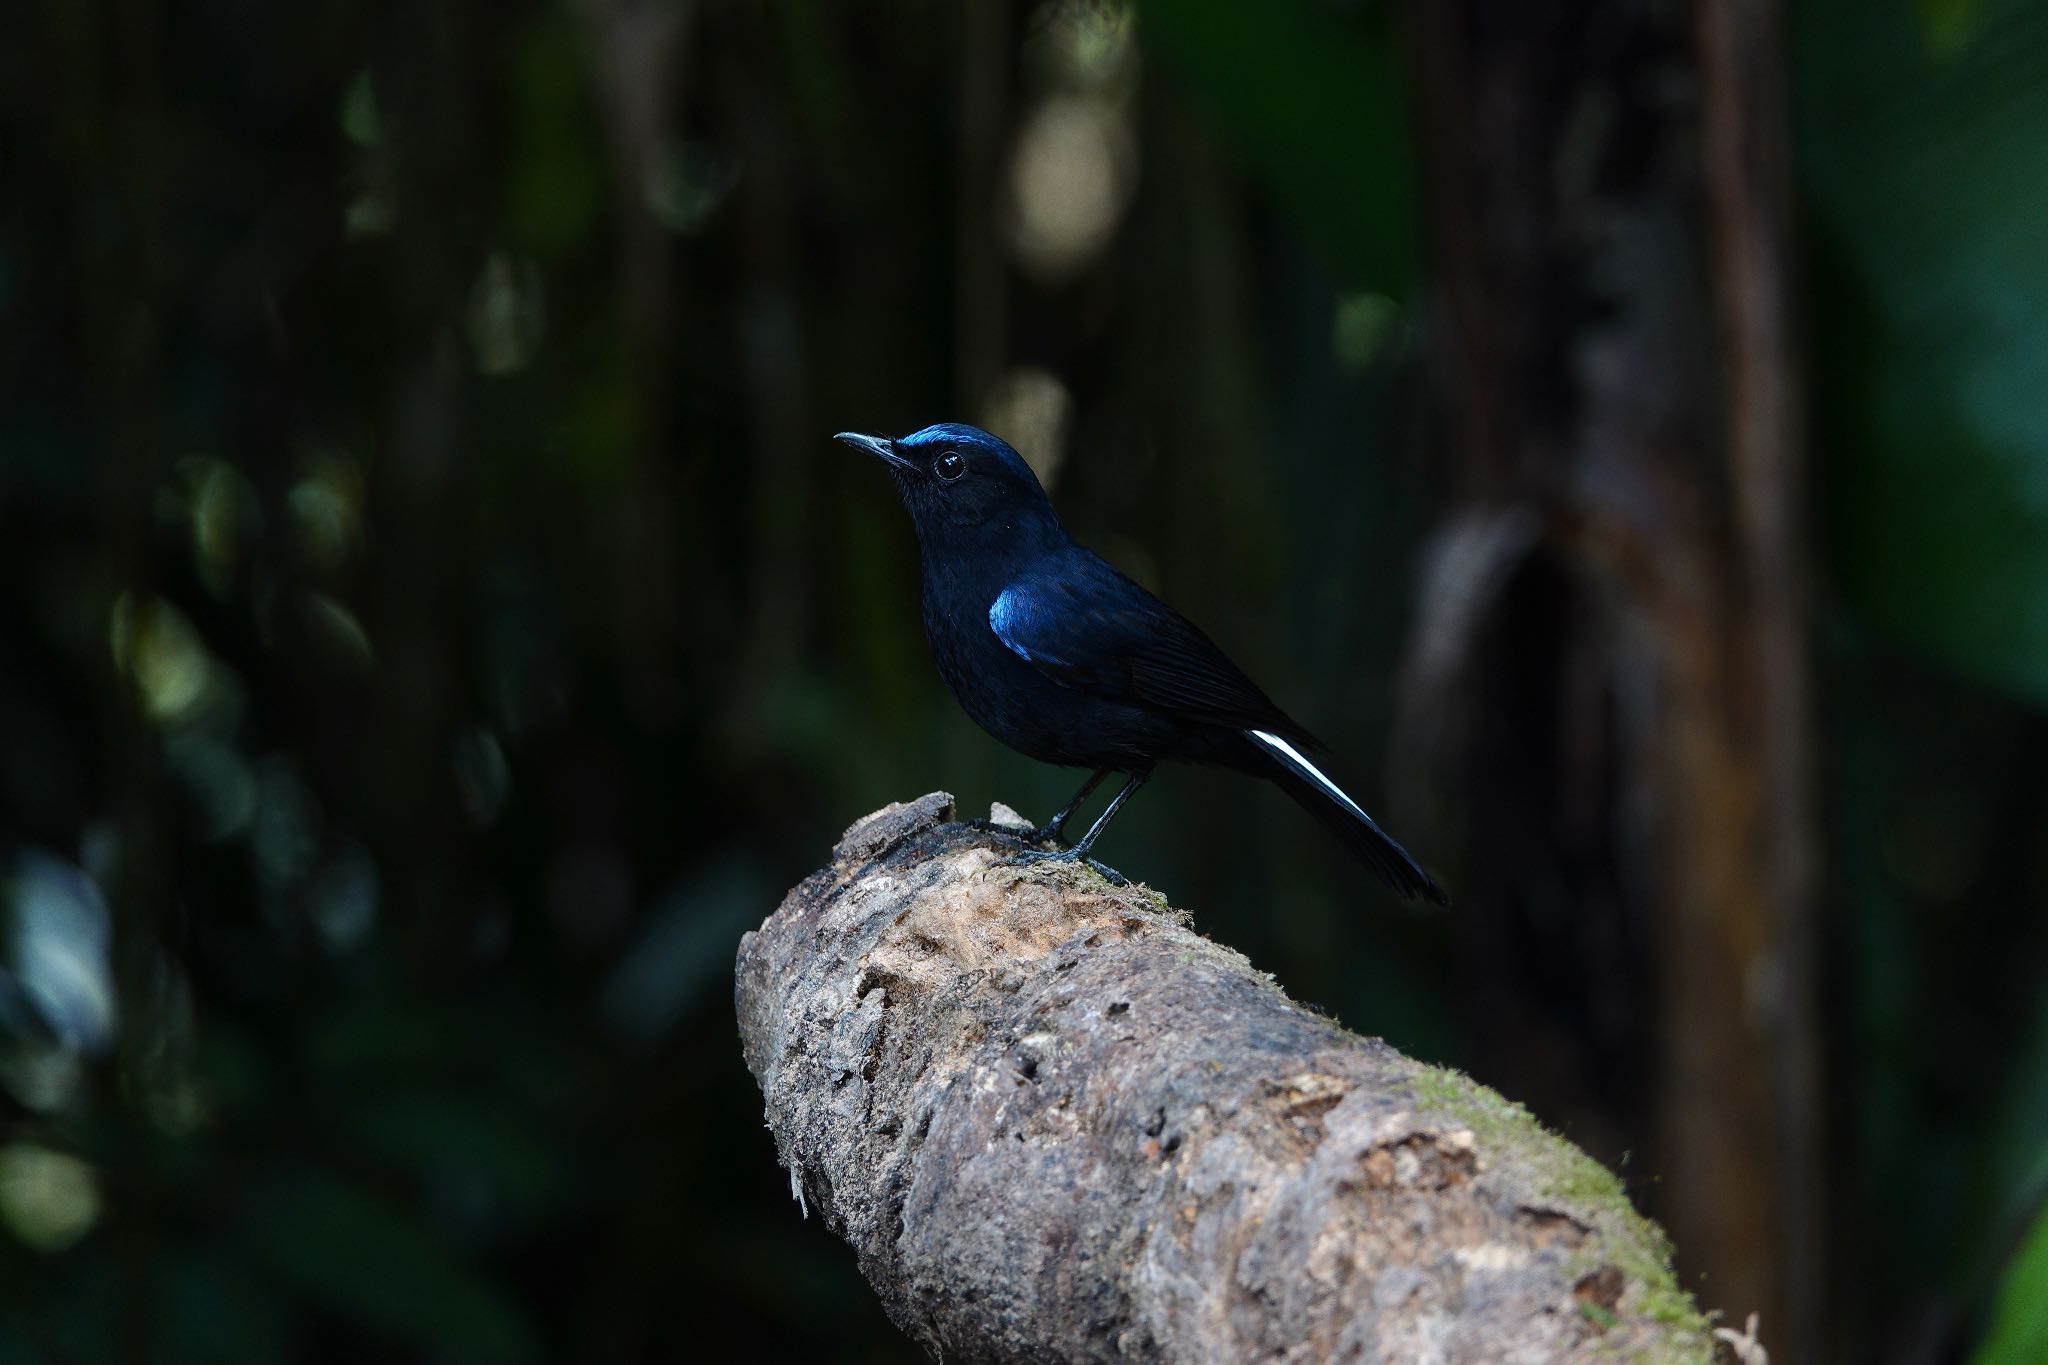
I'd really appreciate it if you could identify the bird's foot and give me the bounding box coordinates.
[969,818,1062,851]
[994,846,1129,887]
[968,811,1068,848]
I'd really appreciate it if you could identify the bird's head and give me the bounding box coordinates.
[835,423,1060,546]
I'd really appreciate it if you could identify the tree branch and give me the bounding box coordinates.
[736,793,1730,1363]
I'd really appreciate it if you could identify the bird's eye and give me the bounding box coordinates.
[933,450,966,481]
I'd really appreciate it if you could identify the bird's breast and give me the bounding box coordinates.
[916,568,1174,769]
[920,580,1028,715]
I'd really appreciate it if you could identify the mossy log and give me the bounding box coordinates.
[735,793,1732,1364]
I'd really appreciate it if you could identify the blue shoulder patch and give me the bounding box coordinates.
[989,586,1060,666]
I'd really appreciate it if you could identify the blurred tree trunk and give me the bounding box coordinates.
[1400,1,1820,1358]
[585,0,696,729]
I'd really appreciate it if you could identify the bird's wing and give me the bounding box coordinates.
[989,559,1321,745]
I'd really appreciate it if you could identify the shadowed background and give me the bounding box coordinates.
[1,1,2045,1362]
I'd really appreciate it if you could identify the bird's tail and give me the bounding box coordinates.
[1241,729,1448,905]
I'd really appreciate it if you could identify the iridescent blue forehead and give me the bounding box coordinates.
[898,423,1008,453]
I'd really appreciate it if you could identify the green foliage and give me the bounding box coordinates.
[1973,1201,2048,1365]
[246,1174,536,1363]
[1917,0,1989,53]
[505,14,605,258]
[1800,0,2048,709]
[1800,7,2048,1342]
[1132,0,1415,290]
[156,1257,294,1365]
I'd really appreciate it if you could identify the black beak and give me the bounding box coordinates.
[834,431,917,472]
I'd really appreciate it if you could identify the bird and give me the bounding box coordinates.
[837,422,1447,904]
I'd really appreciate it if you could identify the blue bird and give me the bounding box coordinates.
[837,422,1447,904]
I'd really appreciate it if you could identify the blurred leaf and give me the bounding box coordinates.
[1917,0,1989,52]
[506,12,604,257]
[0,1323,47,1365]
[1132,0,1414,289]
[348,1092,565,1222]
[49,1252,117,1365]
[159,1255,291,1365]
[1973,1201,2048,1365]
[246,1173,535,1364]
[600,859,769,1044]
[560,358,635,488]
[1965,989,2048,1287]
[340,69,381,148]
[1799,0,2048,708]
[307,999,470,1078]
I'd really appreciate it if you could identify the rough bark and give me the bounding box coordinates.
[735,793,1726,1364]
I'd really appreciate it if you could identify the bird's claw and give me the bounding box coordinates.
[994,847,1128,887]
[1085,859,1130,887]
[968,816,1070,847]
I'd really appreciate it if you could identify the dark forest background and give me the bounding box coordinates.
[3,1,2047,1362]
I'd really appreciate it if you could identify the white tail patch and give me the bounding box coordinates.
[1246,729,1376,827]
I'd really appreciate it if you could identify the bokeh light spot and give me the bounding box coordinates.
[1333,293,1400,373]
[3,851,118,1057]
[0,1144,100,1252]
[108,595,218,727]
[981,367,1074,489]
[467,254,547,376]
[1007,94,1135,281]
[287,451,367,572]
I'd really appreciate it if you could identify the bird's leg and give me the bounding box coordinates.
[999,770,1150,883]
[1024,768,1112,845]
[1063,769,1147,861]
